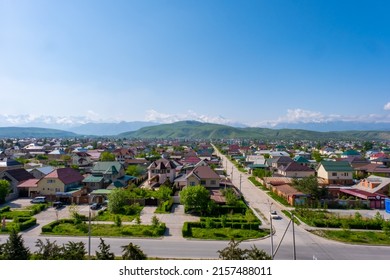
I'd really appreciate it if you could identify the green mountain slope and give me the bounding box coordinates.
[0,127,78,138]
[118,121,390,141]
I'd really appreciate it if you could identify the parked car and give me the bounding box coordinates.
[31,196,47,204]
[270,210,281,219]
[53,201,63,209]
[90,203,101,210]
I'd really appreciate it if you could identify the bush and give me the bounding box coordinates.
[0,206,11,214]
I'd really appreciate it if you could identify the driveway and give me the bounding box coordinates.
[140,204,199,239]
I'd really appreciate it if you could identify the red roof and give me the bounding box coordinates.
[340,188,386,200]
[44,168,84,185]
[17,178,39,188]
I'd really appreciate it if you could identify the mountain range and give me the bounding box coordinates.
[1,120,390,141]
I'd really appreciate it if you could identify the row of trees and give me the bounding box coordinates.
[0,229,271,260]
[0,229,146,260]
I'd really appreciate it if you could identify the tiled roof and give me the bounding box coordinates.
[45,168,84,185]
[279,162,314,172]
[187,165,220,180]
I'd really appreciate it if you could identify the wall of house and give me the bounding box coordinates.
[37,178,65,195]
[285,170,315,178]
[186,176,199,187]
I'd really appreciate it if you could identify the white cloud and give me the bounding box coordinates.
[384,102,390,110]
[144,109,242,126]
[252,108,390,127]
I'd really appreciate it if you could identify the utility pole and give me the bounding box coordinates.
[292,213,296,260]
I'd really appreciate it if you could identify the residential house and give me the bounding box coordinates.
[0,168,35,200]
[185,165,221,188]
[341,149,361,159]
[277,162,315,178]
[271,156,294,170]
[28,166,55,179]
[35,168,85,196]
[72,152,93,167]
[113,148,135,163]
[0,158,23,172]
[147,158,180,187]
[354,163,390,178]
[316,161,354,185]
[83,161,126,190]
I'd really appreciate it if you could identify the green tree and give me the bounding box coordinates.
[95,238,115,260]
[218,239,271,260]
[246,245,272,260]
[121,242,147,260]
[2,228,30,260]
[62,241,86,260]
[108,189,127,214]
[33,239,63,260]
[180,185,211,215]
[223,188,239,206]
[100,151,115,161]
[0,179,11,203]
[126,165,145,177]
[292,175,327,200]
[217,239,247,260]
[151,215,160,227]
[114,215,122,227]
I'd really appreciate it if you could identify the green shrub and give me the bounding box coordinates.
[0,206,11,214]
[182,222,193,237]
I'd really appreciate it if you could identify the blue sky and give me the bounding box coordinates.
[1,0,390,127]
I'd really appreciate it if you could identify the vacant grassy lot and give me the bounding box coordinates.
[190,227,269,240]
[311,229,390,245]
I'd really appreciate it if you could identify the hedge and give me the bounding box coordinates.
[42,219,75,233]
[0,206,11,214]
[183,221,261,236]
[18,217,37,231]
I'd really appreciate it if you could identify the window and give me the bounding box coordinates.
[47,179,55,184]
[332,172,337,176]
[200,180,206,185]
[190,182,196,186]
[211,180,216,185]
[344,172,349,176]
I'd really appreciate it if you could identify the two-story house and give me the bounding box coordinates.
[316,161,354,185]
[83,161,126,190]
[277,162,315,178]
[185,165,221,188]
[148,158,180,186]
[34,167,84,196]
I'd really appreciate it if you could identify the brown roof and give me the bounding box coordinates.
[44,168,84,185]
[272,184,303,196]
[3,168,35,182]
[188,165,220,180]
[279,162,314,172]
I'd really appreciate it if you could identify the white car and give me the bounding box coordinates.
[270,210,280,219]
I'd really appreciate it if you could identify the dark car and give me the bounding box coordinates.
[90,203,101,210]
[53,201,63,209]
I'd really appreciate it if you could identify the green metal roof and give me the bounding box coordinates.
[82,175,104,183]
[319,161,354,172]
[342,149,360,156]
[92,162,123,174]
[90,189,112,195]
[294,156,310,163]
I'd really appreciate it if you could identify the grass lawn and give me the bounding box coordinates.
[44,221,166,237]
[93,210,141,222]
[190,227,269,241]
[311,230,390,245]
